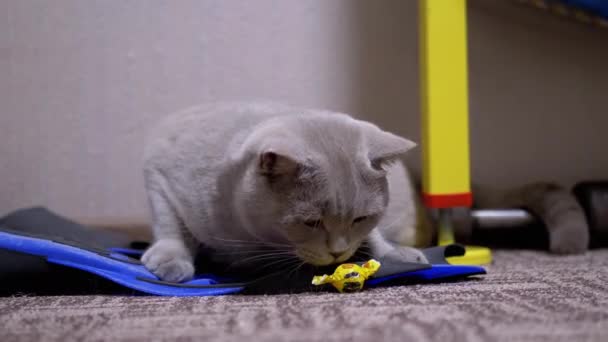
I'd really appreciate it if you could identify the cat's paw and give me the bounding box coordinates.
[549,218,589,254]
[142,239,195,282]
[382,246,429,264]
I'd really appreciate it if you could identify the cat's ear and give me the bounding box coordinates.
[259,150,300,178]
[367,130,416,169]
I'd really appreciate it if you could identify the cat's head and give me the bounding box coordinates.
[237,113,416,266]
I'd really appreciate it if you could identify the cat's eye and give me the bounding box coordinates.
[303,219,322,229]
[353,216,369,224]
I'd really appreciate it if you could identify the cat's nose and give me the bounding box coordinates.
[330,252,345,259]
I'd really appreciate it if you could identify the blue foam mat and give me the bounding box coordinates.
[561,0,608,18]
[0,231,244,296]
[0,230,485,296]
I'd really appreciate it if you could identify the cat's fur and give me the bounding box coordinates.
[519,183,589,254]
[141,102,430,282]
[482,182,589,254]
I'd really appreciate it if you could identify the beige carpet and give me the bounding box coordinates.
[2,250,608,342]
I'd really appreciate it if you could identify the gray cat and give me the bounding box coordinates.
[141,102,430,282]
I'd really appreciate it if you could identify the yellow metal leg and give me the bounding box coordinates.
[419,0,491,265]
[438,209,493,265]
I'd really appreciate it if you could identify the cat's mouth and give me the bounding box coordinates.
[296,249,354,266]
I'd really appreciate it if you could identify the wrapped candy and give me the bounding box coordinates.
[311,259,381,293]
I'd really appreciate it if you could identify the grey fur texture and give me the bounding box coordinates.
[506,183,589,254]
[141,102,430,282]
[476,182,590,254]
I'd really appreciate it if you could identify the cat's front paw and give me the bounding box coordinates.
[382,246,429,264]
[142,239,195,282]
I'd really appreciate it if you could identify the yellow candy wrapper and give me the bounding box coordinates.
[311,259,381,293]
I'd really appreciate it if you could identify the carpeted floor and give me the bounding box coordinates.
[1,249,608,342]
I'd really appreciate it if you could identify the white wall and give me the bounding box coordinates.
[1,0,607,223]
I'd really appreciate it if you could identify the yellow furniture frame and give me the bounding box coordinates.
[419,0,492,265]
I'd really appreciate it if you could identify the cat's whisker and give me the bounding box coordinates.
[232,254,293,265]
[286,260,306,279]
[225,255,288,272]
[254,260,294,274]
[211,236,291,246]
[357,249,374,258]
[210,236,292,248]
[242,252,295,261]
[283,258,303,268]
[212,248,293,255]
[213,244,293,252]
[213,251,287,257]
[214,247,292,254]
[250,256,300,274]
[229,251,296,266]
[211,239,283,247]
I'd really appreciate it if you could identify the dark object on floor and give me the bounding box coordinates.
[574,181,608,248]
[516,0,608,27]
[0,207,484,296]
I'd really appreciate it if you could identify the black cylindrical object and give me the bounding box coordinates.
[574,181,608,248]
[453,208,548,249]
